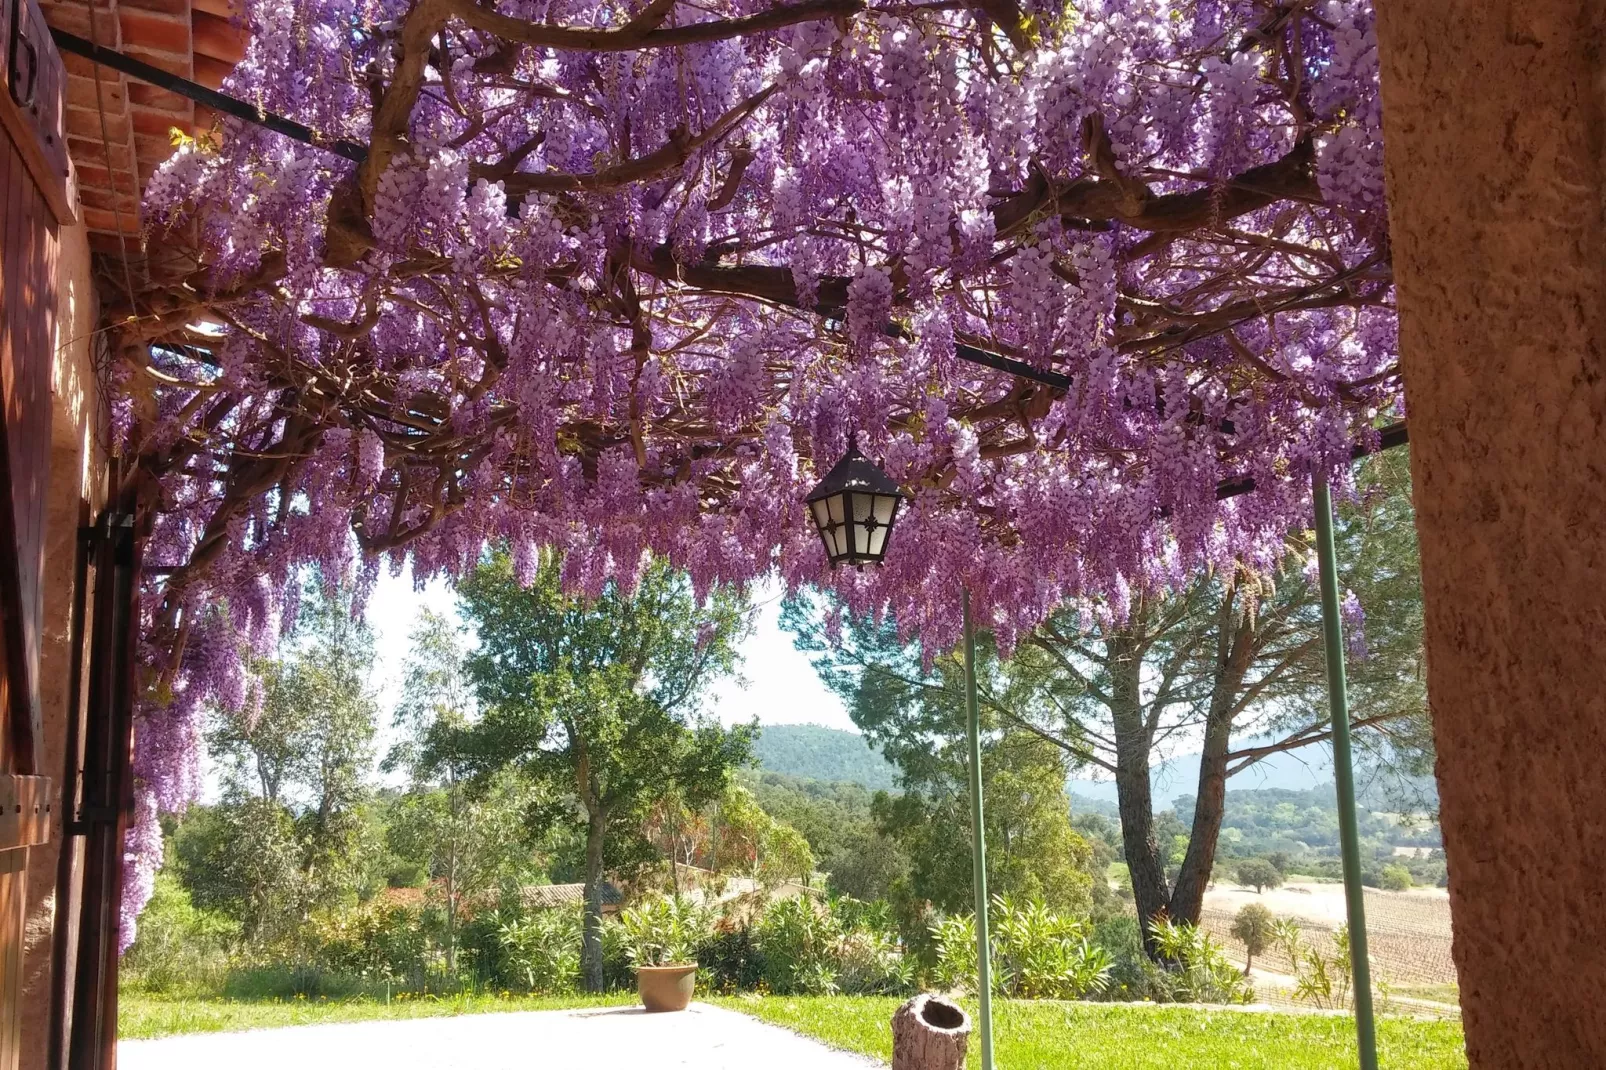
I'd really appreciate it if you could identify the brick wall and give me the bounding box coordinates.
[40,0,247,256]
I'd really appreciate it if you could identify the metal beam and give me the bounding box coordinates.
[1217,422,1410,502]
[48,28,368,163]
[962,588,995,1070]
[1313,474,1379,1070]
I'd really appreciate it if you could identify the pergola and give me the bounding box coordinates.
[0,0,1599,1068]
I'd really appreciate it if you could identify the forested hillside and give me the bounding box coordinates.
[750,724,898,791]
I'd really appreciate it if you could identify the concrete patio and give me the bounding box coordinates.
[117,1003,882,1070]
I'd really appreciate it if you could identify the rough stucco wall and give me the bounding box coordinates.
[17,212,103,1070]
[1373,1,1606,1065]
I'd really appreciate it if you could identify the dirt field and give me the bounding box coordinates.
[1203,880,1450,931]
[1200,880,1459,1012]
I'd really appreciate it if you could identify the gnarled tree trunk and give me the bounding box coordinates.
[1169,597,1256,925]
[580,803,608,992]
[1109,630,1168,955]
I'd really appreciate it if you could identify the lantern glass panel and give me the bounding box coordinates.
[873,495,896,525]
[868,524,888,557]
[810,499,830,533]
[852,492,873,522]
[827,495,845,524]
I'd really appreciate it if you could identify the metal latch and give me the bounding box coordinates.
[8,0,38,112]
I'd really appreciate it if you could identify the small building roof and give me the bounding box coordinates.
[520,882,623,910]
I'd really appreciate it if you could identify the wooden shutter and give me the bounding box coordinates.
[0,2,68,1066]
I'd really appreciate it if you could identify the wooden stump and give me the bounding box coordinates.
[891,993,970,1070]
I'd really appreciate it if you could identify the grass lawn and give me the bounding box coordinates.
[713,995,1470,1070]
[119,991,635,1040]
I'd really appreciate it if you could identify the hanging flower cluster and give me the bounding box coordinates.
[113,0,1397,938]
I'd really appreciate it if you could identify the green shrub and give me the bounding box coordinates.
[600,921,635,991]
[1149,918,1254,1004]
[1235,859,1284,893]
[1379,864,1414,891]
[310,901,429,987]
[990,897,1110,1000]
[928,912,977,994]
[495,908,582,993]
[616,897,711,968]
[831,895,895,938]
[1087,915,1171,1002]
[122,871,238,995]
[889,894,940,977]
[697,922,765,994]
[934,899,1111,1001]
[758,896,842,995]
[833,928,914,996]
[1280,921,1356,1011]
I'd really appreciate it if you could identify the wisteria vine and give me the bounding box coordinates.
[113,0,1394,941]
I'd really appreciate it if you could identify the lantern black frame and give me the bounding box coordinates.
[804,437,906,569]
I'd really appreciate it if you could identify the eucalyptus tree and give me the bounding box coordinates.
[450,551,753,990]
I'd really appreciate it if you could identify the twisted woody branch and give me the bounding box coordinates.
[110,0,1394,692]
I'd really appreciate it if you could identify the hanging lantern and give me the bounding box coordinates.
[804,436,905,568]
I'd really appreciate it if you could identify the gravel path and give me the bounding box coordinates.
[118,1003,882,1070]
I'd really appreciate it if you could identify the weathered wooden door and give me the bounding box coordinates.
[0,0,70,1065]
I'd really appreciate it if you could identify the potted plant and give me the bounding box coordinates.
[617,898,707,1012]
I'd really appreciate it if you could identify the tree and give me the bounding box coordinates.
[643,788,709,899]
[761,823,816,887]
[704,783,816,887]
[1230,903,1276,974]
[1236,860,1284,895]
[744,772,908,900]
[452,551,752,990]
[869,729,1096,918]
[383,610,541,972]
[1379,864,1414,892]
[787,455,1426,953]
[199,581,380,924]
[173,800,304,946]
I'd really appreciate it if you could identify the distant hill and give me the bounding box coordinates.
[1067,746,1334,809]
[1068,743,1437,814]
[1069,792,1121,820]
[751,724,898,792]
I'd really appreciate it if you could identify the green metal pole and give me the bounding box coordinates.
[1314,475,1378,1070]
[962,588,996,1070]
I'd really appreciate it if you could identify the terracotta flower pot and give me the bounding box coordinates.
[636,963,697,1012]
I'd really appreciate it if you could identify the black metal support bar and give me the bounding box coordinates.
[48,27,368,163]
[953,341,1072,390]
[46,511,94,1070]
[66,506,141,1070]
[1215,421,1409,501]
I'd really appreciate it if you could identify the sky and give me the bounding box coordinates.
[214,564,1332,803]
[363,565,856,737]
[201,565,854,801]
